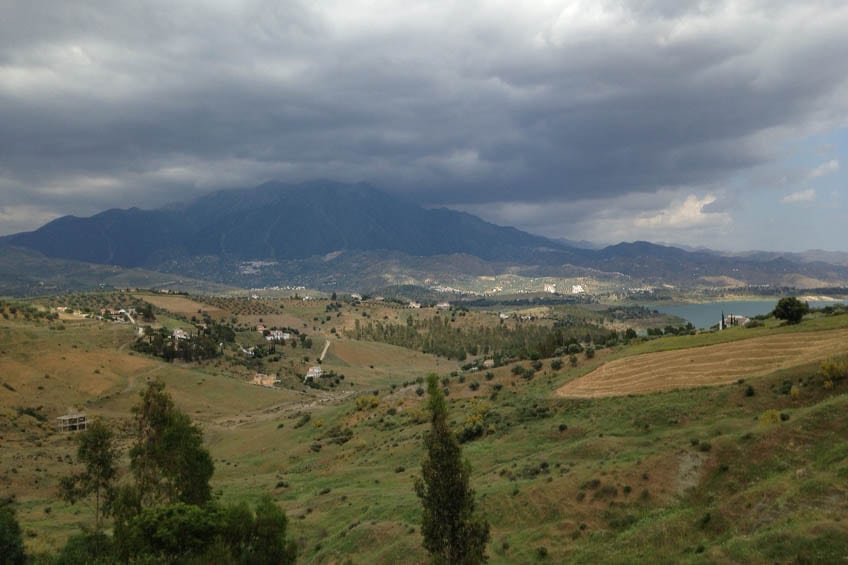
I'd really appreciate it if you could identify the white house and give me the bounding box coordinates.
[172,328,189,340]
[572,285,585,294]
[266,330,291,342]
[304,366,323,382]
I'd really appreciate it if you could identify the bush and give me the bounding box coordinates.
[55,532,113,565]
[355,396,380,411]
[773,297,809,324]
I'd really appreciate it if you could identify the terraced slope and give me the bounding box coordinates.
[556,328,848,398]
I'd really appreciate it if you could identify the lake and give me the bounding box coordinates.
[652,299,846,329]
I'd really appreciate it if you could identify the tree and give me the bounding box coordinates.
[0,502,26,565]
[415,374,490,564]
[114,381,215,552]
[239,496,298,564]
[59,419,119,533]
[128,380,214,508]
[773,297,809,325]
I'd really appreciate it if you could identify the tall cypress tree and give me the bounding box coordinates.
[415,374,490,564]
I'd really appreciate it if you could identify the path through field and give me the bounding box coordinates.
[556,328,848,398]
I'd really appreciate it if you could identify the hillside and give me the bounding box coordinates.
[0,246,236,296]
[1,292,847,562]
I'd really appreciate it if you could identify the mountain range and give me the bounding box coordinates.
[2,181,847,293]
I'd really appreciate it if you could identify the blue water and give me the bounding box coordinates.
[653,300,845,329]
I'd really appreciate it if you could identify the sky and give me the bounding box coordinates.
[1,0,847,252]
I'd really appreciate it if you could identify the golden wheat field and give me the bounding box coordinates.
[556,328,848,398]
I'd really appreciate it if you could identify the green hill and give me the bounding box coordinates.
[1,294,846,562]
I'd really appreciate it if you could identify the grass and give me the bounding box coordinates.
[1,296,847,562]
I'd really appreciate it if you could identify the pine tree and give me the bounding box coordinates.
[415,374,490,564]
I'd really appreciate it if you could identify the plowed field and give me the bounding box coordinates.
[556,328,848,398]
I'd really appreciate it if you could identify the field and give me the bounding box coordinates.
[1,294,847,562]
[557,327,848,398]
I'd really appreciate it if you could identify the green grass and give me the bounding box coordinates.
[2,299,847,562]
[615,311,848,357]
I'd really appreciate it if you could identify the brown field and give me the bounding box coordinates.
[556,328,848,398]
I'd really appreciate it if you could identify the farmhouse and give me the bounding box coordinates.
[720,313,751,330]
[172,328,189,340]
[435,302,451,310]
[304,366,323,382]
[252,373,280,388]
[266,330,291,342]
[572,284,585,294]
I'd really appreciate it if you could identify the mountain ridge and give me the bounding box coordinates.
[3,180,848,290]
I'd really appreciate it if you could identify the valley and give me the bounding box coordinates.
[1,290,847,562]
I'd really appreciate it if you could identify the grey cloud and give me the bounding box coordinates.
[1,0,847,232]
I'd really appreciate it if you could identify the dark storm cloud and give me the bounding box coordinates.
[1,0,847,231]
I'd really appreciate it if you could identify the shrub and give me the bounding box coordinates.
[759,409,782,426]
[819,359,848,383]
[355,396,380,411]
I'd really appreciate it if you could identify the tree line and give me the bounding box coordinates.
[348,314,622,361]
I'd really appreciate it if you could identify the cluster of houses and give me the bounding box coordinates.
[404,301,451,310]
[56,306,137,323]
[543,283,586,294]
